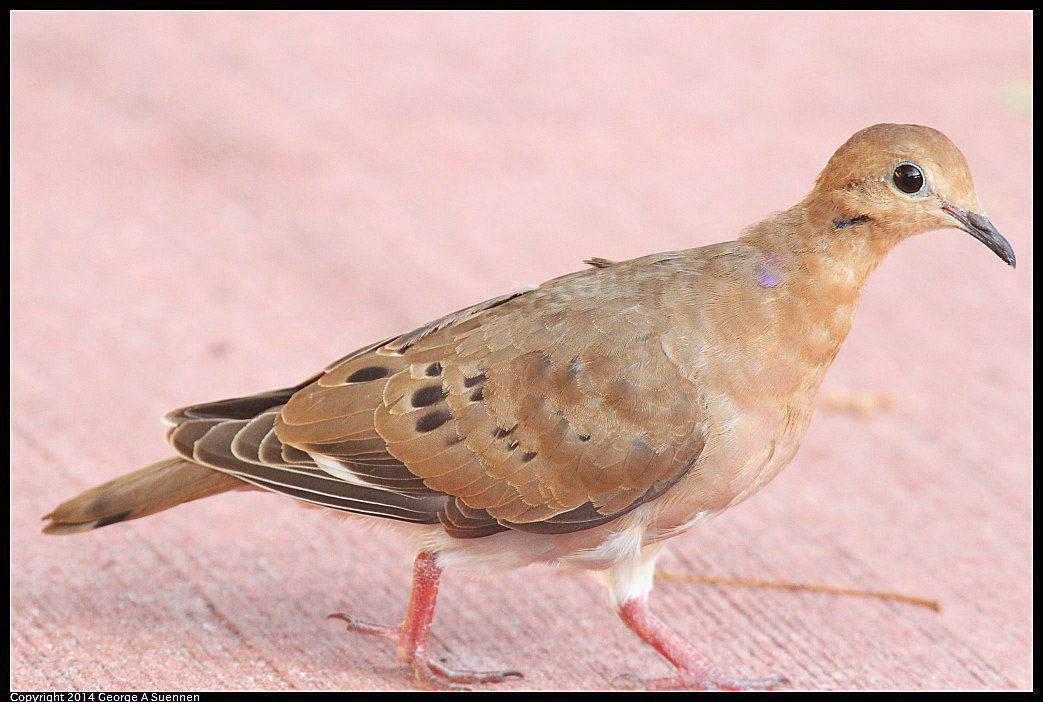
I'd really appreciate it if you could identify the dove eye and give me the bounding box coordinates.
[893,162,925,194]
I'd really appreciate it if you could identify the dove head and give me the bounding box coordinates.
[806,123,1015,268]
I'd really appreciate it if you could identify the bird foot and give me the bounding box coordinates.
[417,655,523,691]
[614,670,787,691]
[328,611,522,690]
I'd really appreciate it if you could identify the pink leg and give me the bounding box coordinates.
[329,551,523,690]
[617,599,787,691]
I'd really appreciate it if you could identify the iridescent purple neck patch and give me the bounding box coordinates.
[755,256,784,288]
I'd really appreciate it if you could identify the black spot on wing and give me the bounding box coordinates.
[347,367,391,383]
[412,385,446,408]
[416,409,452,433]
[463,373,486,388]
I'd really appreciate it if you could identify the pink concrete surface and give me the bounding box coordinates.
[11,11,1031,692]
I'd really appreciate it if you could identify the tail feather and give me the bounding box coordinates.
[42,458,247,535]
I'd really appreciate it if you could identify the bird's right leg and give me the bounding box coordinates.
[616,597,786,690]
[329,551,522,690]
[601,543,786,691]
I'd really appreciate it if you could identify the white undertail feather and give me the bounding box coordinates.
[594,541,668,606]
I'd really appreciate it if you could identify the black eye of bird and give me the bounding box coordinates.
[893,162,925,194]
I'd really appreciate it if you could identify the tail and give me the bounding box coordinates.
[42,458,247,535]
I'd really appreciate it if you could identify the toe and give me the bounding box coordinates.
[327,611,400,641]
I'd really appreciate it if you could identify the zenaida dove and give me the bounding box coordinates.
[43,124,1015,690]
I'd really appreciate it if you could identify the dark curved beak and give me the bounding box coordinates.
[942,205,1016,268]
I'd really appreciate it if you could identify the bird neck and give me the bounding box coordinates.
[740,204,893,296]
[735,205,894,375]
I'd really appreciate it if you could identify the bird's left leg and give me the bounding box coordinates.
[330,551,522,690]
[602,543,786,691]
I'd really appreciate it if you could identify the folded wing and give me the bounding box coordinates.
[168,257,709,538]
